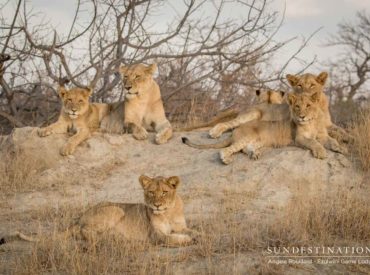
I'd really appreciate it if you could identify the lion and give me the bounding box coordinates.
[287,92,347,159]
[0,175,196,247]
[183,92,346,164]
[119,63,173,144]
[38,84,110,156]
[208,72,352,143]
[179,89,286,131]
[182,89,288,163]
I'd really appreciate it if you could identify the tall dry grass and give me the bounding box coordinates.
[350,108,370,171]
[5,184,370,274]
[0,150,42,194]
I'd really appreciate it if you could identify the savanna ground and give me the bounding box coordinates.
[0,107,369,275]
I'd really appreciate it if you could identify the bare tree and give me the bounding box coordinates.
[0,0,314,132]
[327,11,370,104]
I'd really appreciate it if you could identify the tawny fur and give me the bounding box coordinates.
[209,73,352,144]
[184,92,347,164]
[0,176,197,247]
[183,90,290,164]
[181,89,285,132]
[38,85,111,156]
[117,63,173,144]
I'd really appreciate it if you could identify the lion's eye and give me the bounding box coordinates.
[162,191,168,196]
[67,99,72,102]
[297,85,302,88]
[307,104,311,107]
[310,84,315,88]
[135,75,140,79]
[79,100,84,104]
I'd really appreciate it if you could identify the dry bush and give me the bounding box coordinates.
[350,108,370,171]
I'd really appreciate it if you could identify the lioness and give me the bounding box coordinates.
[209,72,351,143]
[182,89,288,163]
[183,92,346,164]
[119,63,173,144]
[0,175,196,247]
[38,84,110,156]
[179,89,286,132]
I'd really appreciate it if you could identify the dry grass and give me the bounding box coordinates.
[350,108,370,171]
[266,187,370,247]
[5,185,370,274]
[0,150,43,194]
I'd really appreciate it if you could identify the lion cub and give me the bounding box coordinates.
[0,176,195,247]
[38,84,110,155]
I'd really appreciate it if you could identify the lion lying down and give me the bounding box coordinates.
[183,92,347,164]
[0,175,197,247]
[208,72,352,144]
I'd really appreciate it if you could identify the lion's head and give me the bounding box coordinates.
[59,85,91,119]
[139,175,179,215]
[255,89,285,104]
[120,64,157,100]
[286,72,328,95]
[287,92,321,125]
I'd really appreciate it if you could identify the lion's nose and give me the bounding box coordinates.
[299,115,305,119]
[72,108,77,112]
[125,86,132,91]
[154,202,161,207]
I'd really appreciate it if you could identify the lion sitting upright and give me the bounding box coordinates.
[119,63,173,144]
[38,84,110,156]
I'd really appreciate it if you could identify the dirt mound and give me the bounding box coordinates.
[1,127,360,214]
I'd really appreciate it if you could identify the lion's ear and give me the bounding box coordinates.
[280,91,285,97]
[146,64,157,75]
[311,92,320,103]
[167,176,180,189]
[59,85,67,98]
[255,89,261,96]
[286,74,299,87]
[316,72,328,85]
[82,87,92,98]
[139,175,152,190]
[120,66,127,75]
[287,93,296,105]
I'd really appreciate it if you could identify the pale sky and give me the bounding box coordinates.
[1,0,370,73]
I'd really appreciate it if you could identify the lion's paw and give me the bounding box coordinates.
[155,128,172,144]
[133,128,148,140]
[60,143,76,156]
[38,128,52,137]
[312,147,327,159]
[220,150,233,165]
[209,124,226,139]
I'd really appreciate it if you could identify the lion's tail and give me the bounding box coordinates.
[178,108,239,132]
[0,225,81,246]
[100,102,125,134]
[181,136,232,149]
[0,231,38,245]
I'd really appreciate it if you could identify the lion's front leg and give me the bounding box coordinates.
[60,128,90,156]
[154,120,173,144]
[295,135,327,159]
[328,124,354,144]
[324,136,348,155]
[209,109,261,139]
[219,138,249,164]
[38,119,68,137]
